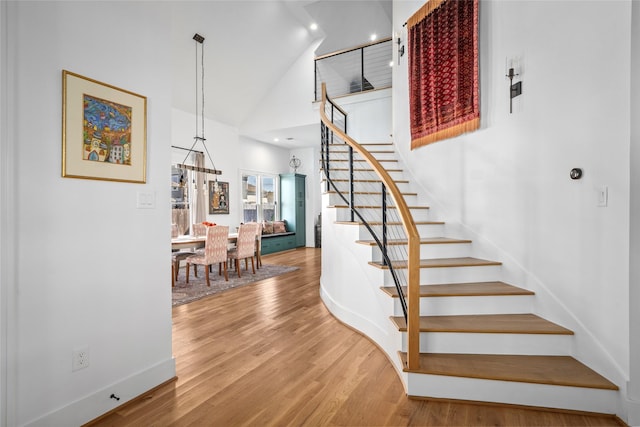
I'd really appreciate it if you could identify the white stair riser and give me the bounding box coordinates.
[356,224,446,240]
[382,265,503,285]
[327,192,418,206]
[419,243,471,259]
[398,331,572,355]
[326,166,404,174]
[367,243,472,263]
[334,208,431,222]
[405,374,619,415]
[326,181,413,193]
[328,151,398,161]
[391,295,534,316]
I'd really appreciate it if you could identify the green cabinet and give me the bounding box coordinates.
[280,173,306,248]
[260,234,296,255]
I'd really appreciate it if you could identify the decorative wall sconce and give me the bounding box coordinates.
[289,155,301,172]
[506,67,522,114]
[397,37,405,65]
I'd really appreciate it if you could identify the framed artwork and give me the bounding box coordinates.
[62,70,147,183]
[209,180,229,214]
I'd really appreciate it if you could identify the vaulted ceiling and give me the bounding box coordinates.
[170,0,392,148]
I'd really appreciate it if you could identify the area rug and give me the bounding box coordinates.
[172,264,298,307]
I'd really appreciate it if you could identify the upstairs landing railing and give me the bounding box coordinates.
[319,83,421,370]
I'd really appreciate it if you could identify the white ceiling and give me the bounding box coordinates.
[170,0,392,149]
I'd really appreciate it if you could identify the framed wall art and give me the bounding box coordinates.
[209,180,229,214]
[62,70,147,183]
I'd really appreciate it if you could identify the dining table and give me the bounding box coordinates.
[171,232,239,250]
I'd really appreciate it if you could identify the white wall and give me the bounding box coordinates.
[5,2,175,425]
[629,0,640,423]
[393,0,630,390]
[335,88,392,143]
[242,41,322,135]
[0,1,11,425]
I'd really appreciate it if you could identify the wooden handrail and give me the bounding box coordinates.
[319,83,421,370]
[314,37,393,61]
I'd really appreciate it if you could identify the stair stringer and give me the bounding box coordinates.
[405,215,629,403]
[319,193,408,388]
[319,158,626,418]
[384,135,630,402]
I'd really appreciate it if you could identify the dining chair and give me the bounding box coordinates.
[192,223,207,237]
[172,224,196,286]
[255,222,263,269]
[185,225,230,286]
[227,222,259,278]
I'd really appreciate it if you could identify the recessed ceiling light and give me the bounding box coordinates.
[389,61,394,67]
[273,138,279,142]
[370,33,377,41]
[310,23,318,31]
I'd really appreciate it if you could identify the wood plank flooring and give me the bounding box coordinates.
[87,248,625,426]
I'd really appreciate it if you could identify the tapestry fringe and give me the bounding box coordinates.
[411,117,480,150]
[407,0,448,29]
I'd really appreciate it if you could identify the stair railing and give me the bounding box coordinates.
[319,83,422,370]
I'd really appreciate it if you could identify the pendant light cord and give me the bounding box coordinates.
[181,34,218,179]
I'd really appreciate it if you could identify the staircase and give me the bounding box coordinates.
[320,137,621,414]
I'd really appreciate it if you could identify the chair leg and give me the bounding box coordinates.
[244,258,248,271]
[250,257,255,274]
[236,259,241,278]
[185,263,190,284]
[223,261,229,281]
[172,264,175,287]
[205,266,210,287]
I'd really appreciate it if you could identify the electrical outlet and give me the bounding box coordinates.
[72,346,90,372]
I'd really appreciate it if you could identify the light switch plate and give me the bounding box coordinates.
[597,186,608,207]
[137,191,156,209]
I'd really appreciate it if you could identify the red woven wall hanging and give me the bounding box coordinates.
[408,0,479,149]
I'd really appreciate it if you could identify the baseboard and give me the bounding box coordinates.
[319,281,386,342]
[25,357,176,427]
[626,397,640,426]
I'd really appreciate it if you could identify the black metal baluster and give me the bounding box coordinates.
[382,183,388,266]
[349,145,354,222]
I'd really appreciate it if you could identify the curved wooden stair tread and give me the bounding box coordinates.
[322,178,410,183]
[357,237,471,246]
[330,158,398,163]
[325,168,404,172]
[326,190,417,196]
[335,220,445,226]
[380,281,535,298]
[330,204,429,210]
[369,257,502,270]
[398,353,618,390]
[390,313,574,335]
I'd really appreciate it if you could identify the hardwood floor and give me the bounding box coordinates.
[89,248,625,426]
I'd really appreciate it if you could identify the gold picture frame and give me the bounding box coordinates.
[62,70,147,183]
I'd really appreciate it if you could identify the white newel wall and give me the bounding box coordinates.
[629,1,640,424]
[392,0,631,410]
[6,2,175,425]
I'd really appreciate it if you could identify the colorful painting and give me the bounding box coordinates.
[62,70,146,183]
[83,95,132,165]
[209,181,229,214]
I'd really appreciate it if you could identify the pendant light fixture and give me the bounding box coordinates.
[177,33,221,176]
